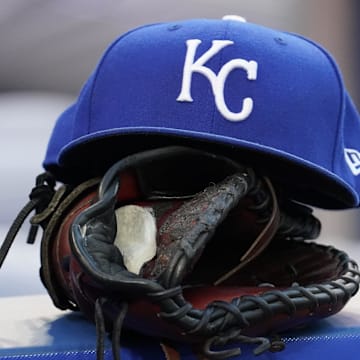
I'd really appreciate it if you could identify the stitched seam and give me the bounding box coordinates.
[87,23,163,135]
[289,33,344,174]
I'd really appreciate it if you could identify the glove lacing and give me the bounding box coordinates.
[93,288,287,360]
[0,172,57,267]
[95,297,128,360]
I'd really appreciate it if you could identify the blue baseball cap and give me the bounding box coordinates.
[44,17,360,209]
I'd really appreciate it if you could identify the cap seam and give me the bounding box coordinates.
[289,33,345,175]
[313,43,345,175]
[88,23,164,135]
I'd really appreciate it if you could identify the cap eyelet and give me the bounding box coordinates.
[168,24,181,31]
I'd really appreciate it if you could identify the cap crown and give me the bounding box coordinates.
[44,18,360,209]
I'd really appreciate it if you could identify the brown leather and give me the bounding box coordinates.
[214,177,280,285]
[43,171,359,352]
[160,343,182,360]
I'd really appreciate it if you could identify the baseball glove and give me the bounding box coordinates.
[1,146,359,360]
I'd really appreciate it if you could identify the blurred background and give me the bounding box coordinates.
[0,0,359,296]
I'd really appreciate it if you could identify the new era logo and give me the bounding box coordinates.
[344,148,360,176]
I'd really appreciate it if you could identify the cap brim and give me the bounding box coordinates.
[55,126,358,210]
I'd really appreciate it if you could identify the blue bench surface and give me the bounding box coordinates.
[0,293,359,360]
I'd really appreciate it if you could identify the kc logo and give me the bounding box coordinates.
[177,39,258,121]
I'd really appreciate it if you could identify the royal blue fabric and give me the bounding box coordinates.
[1,312,360,360]
[43,18,360,209]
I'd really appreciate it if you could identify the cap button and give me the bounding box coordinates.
[222,15,247,22]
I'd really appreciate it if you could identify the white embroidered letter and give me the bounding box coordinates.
[177,39,258,122]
